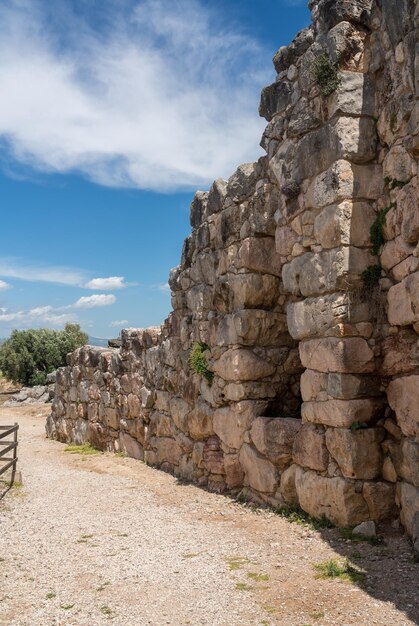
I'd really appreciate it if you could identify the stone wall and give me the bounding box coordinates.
[47,0,418,549]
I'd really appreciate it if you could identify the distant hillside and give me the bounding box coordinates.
[87,336,109,347]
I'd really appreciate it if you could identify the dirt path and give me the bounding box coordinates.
[0,406,418,626]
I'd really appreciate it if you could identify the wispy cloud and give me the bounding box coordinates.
[0,293,116,330]
[0,258,86,286]
[0,0,268,191]
[73,294,116,309]
[110,319,128,327]
[0,280,11,291]
[84,276,131,290]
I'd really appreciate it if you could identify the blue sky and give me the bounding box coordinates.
[0,0,310,338]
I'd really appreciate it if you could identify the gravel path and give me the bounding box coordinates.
[0,406,418,626]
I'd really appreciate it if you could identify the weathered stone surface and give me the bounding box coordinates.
[259,80,292,122]
[325,427,384,479]
[188,400,214,440]
[292,424,328,471]
[239,444,278,493]
[224,454,244,488]
[283,247,372,297]
[353,520,376,537]
[327,373,380,399]
[213,349,276,382]
[380,331,419,377]
[381,237,415,272]
[279,464,299,504]
[295,466,370,526]
[118,432,144,460]
[169,397,190,433]
[387,439,419,488]
[214,273,281,311]
[250,417,301,468]
[362,482,397,521]
[300,369,328,402]
[399,179,419,244]
[398,482,419,554]
[318,0,373,31]
[273,26,314,73]
[213,401,266,450]
[210,310,287,347]
[275,226,299,256]
[329,72,376,118]
[287,294,348,340]
[154,438,182,466]
[302,398,384,428]
[299,337,374,373]
[203,436,225,474]
[236,237,282,277]
[314,201,375,249]
[387,376,419,438]
[387,272,419,326]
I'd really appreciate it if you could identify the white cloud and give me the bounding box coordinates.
[73,294,116,309]
[84,276,130,290]
[0,0,269,191]
[0,306,76,327]
[0,258,86,286]
[0,279,11,290]
[110,319,128,327]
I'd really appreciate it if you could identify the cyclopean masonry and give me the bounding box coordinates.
[47,0,419,552]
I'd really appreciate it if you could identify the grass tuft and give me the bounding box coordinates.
[313,558,365,583]
[313,53,340,97]
[247,572,269,582]
[64,443,100,455]
[274,504,334,530]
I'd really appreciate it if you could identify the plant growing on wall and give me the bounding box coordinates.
[370,203,394,255]
[313,53,340,97]
[189,342,213,386]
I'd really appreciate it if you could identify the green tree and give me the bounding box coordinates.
[0,323,88,386]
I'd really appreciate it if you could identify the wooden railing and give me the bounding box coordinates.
[0,424,19,489]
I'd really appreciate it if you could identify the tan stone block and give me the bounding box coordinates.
[250,417,302,469]
[380,331,419,377]
[188,400,214,440]
[155,437,182,466]
[236,237,282,277]
[224,454,244,489]
[239,443,278,493]
[387,272,419,326]
[398,482,419,548]
[213,348,276,382]
[325,427,384,479]
[203,436,225,475]
[293,424,329,471]
[287,294,348,340]
[279,464,299,504]
[362,482,397,521]
[300,369,328,402]
[118,432,144,461]
[275,226,299,256]
[210,310,287,347]
[214,273,281,311]
[382,457,398,483]
[302,398,384,428]
[294,466,369,526]
[381,237,415,272]
[400,178,419,244]
[169,397,190,433]
[387,375,419,438]
[299,337,374,373]
[327,372,380,399]
[213,401,266,449]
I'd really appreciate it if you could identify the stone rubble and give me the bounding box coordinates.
[46,0,418,551]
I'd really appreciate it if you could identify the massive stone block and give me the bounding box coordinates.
[387,376,419,438]
[387,272,419,326]
[250,417,301,468]
[213,348,276,382]
[292,424,329,471]
[299,337,375,373]
[239,444,278,493]
[287,294,348,340]
[302,398,384,428]
[295,466,370,526]
[325,427,384,479]
[213,401,266,450]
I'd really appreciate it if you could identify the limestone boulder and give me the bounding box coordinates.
[203,436,225,475]
[381,237,415,273]
[224,454,244,489]
[302,398,384,428]
[329,71,376,118]
[398,482,419,553]
[236,237,282,277]
[213,401,266,450]
[155,437,182,466]
[327,372,381,399]
[118,432,144,461]
[300,369,328,402]
[259,80,292,122]
[213,349,276,382]
[299,337,374,373]
[362,482,397,521]
[294,466,370,526]
[387,272,419,327]
[214,273,281,311]
[387,376,419,438]
[169,397,190,433]
[292,424,329,471]
[279,464,299,504]
[287,294,348,340]
[380,331,419,377]
[250,417,302,469]
[239,444,278,493]
[188,400,214,440]
[325,427,384,479]
[210,310,287,347]
[399,178,419,244]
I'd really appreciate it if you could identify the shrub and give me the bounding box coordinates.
[0,323,87,386]
[189,342,213,385]
[370,204,394,255]
[361,265,381,290]
[313,53,340,97]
